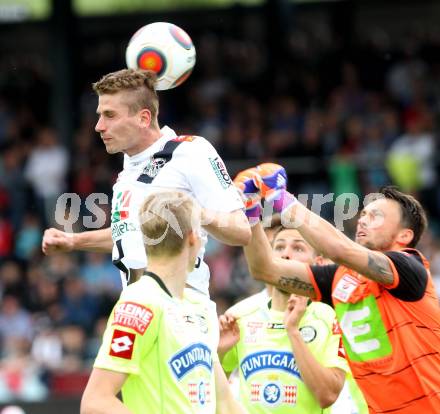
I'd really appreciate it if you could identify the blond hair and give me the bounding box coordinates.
[92,68,159,127]
[139,191,200,257]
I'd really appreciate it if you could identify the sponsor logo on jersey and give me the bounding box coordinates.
[112,302,154,335]
[267,322,285,330]
[112,190,132,223]
[111,221,137,238]
[183,314,209,334]
[263,383,281,405]
[247,321,264,333]
[188,380,211,405]
[299,325,317,343]
[142,157,166,178]
[240,351,301,380]
[333,274,360,302]
[251,382,297,406]
[209,156,232,189]
[109,329,136,359]
[169,343,212,380]
[245,321,264,344]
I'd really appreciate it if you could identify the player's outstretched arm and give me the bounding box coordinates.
[42,227,113,255]
[81,368,132,414]
[214,361,247,414]
[283,202,395,285]
[202,208,251,246]
[284,296,345,408]
[244,222,318,298]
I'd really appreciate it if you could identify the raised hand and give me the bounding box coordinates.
[254,163,297,214]
[42,228,75,255]
[254,163,287,201]
[233,167,262,224]
[218,314,240,357]
[283,295,308,333]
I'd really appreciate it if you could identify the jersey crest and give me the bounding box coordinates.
[137,139,185,184]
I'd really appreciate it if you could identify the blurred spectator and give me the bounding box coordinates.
[14,213,42,261]
[0,296,33,357]
[386,108,438,216]
[0,215,13,262]
[79,252,121,295]
[59,277,98,331]
[0,144,27,231]
[43,255,77,283]
[0,338,47,403]
[30,318,63,372]
[0,261,27,304]
[58,325,87,372]
[24,127,68,227]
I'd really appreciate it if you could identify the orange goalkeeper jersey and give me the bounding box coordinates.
[311,249,440,414]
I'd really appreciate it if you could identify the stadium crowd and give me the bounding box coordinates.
[0,14,439,401]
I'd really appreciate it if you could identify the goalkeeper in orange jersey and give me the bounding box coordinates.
[234,163,440,414]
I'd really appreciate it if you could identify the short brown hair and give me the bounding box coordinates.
[380,186,428,247]
[139,191,200,257]
[93,69,159,125]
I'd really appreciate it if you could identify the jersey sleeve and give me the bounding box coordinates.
[94,295,160,375]
[321,322,350,373]
[221,346,239,374]
[306,303,349,373]
[309,264,339,306]
[185,138,244,212]
[384,251,428,301]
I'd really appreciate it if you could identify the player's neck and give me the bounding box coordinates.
[147,257,188,299]
[271,289,289,312]
[126,126,162,156]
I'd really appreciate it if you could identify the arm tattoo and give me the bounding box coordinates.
[278,276,315,296]
[367,252,394,285]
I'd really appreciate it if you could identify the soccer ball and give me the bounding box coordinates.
[125,22,196,91]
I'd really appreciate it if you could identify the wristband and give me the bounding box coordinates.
[272,190,298,214]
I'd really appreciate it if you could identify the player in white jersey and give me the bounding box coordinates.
[42,69,250,296]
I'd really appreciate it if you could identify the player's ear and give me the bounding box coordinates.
[396,228,414,247]
[314,255,325,266]
[139,108,152,128]
[187,229,198,247]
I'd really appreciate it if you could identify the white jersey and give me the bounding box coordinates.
[110,126,243,295]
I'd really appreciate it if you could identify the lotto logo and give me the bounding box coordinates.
[109,329,136,359]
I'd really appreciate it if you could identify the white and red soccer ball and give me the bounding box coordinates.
[125,22,196,90]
